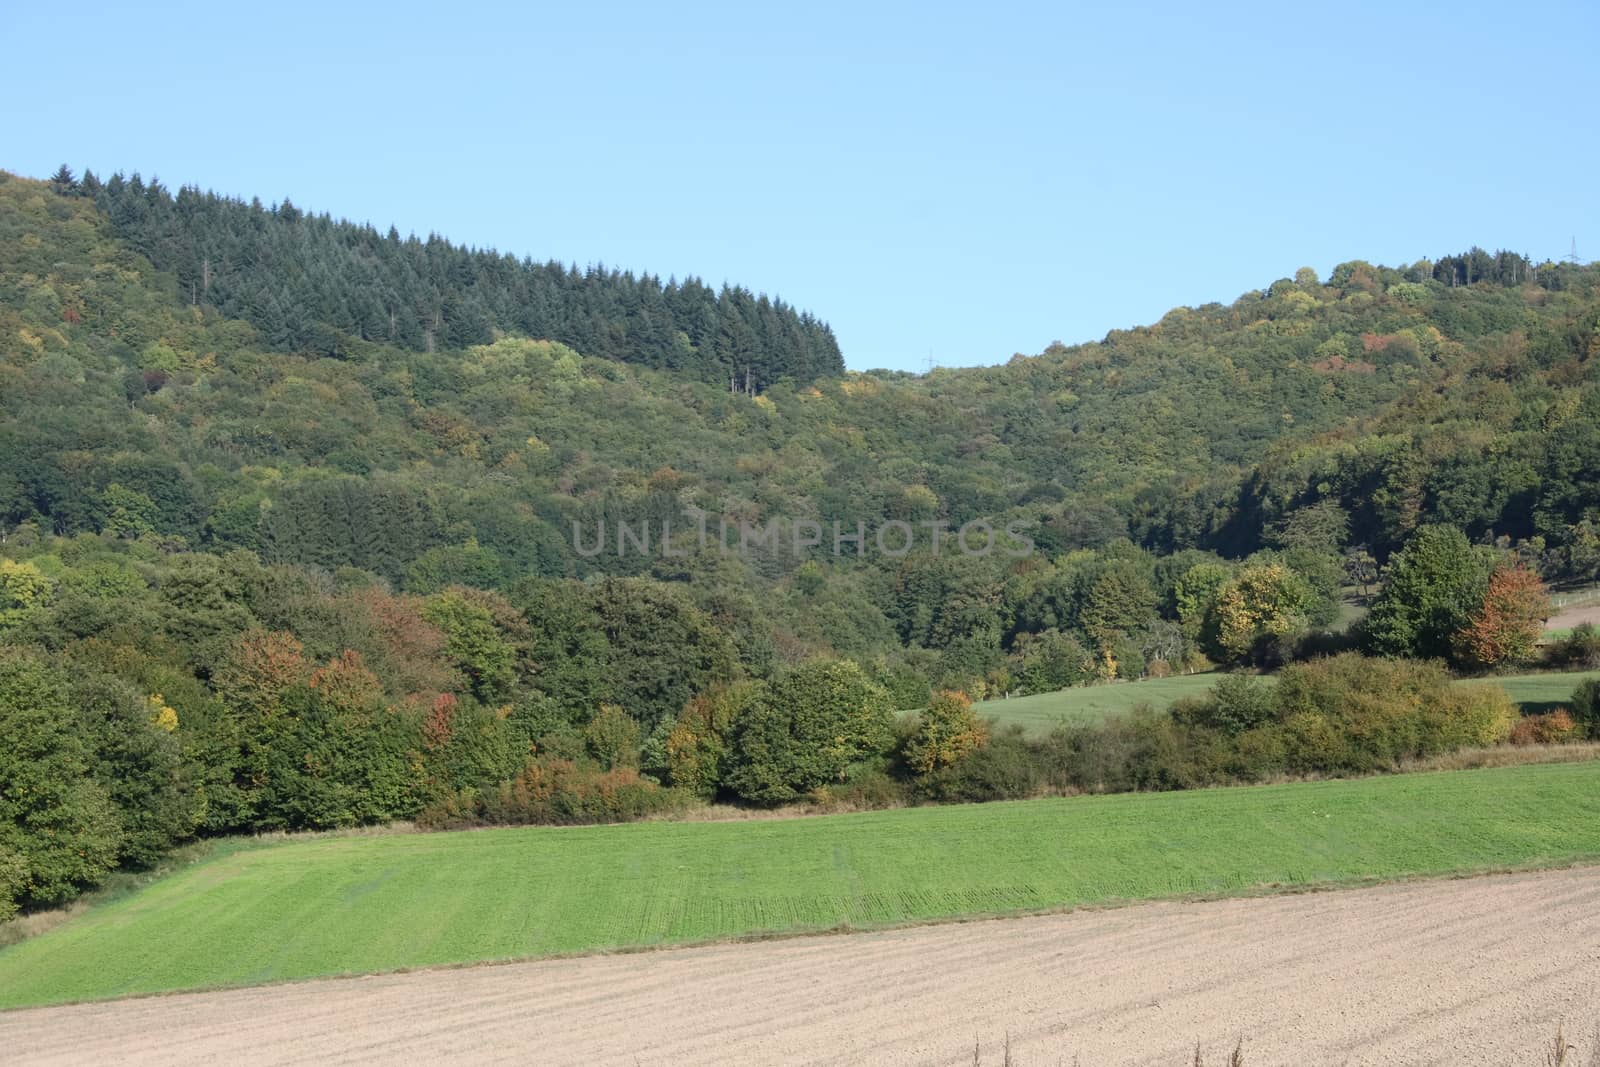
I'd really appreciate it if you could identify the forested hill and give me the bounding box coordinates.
[9,162,1600,924]
[4,164,1600,674]
[4,165,1600,580]
[61,167,843,386]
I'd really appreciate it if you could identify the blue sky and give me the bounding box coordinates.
[3,1,1596,371]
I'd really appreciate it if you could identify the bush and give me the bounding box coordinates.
[1274,654,1513,772]
[1037,720,1140,795]
[1509,709,1582,746]
[1171,673,1276,735]
[1420,683,1516,752]
[1123,711,1231,791]
[1546,623,1600,670]
[422,757,681,828]
[1225,724,1291,781]
[1571,679,1600,739]
[808,768,907,810]
[916,725,1044,802]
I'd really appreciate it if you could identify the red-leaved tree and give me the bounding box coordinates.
[1454,564,1550,670]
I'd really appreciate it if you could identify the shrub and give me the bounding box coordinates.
[1124,711,1231,791]
[808,768,907,810]
[1571,680,1600,739]
[1274,654,1512,772]
[1171,673,1276,735]
[422,757,681,828]
[1509,709,1581,746]
[1546,623,1600,670]
[1419,683,1516,752]
[1226,724,1291,781]
[1038,720,1141,795]
[916,725,1043,802]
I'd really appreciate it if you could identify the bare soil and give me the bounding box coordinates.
[5,867,1600,1066]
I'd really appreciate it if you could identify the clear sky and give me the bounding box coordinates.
[3,1,1596,372]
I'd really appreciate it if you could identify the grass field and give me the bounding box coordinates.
[1495,669,1600,713]
[3,761,1599,1010]
[973,673,1220,732]
[978,668,1600,735]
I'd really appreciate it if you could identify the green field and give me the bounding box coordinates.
[3,761,1599,1010]
[1495,669,1600,713]
[979,669,1600,735]
[974,673,1221,732]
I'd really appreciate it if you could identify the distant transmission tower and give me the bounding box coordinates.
[1565,236,1582,264]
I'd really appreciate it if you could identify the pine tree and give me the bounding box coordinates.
[48,164,76,193]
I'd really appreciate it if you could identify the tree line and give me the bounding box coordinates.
[53,167,843,386]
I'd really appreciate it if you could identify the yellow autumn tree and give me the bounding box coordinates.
[904,691,988,776]
[0,559,56,628]
[1204,563,1313,663]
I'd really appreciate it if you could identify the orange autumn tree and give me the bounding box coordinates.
[308,649,385,716]
[215,629,306,716]
[1453,564,1550,670]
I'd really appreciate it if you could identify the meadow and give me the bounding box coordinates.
[977,668,1600,734]
[3,760,1599,1010]
[973,673,1220,731]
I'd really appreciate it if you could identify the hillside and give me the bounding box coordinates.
[6,170,1598,575]
[79,170,843,384]
[3,165,1600,920]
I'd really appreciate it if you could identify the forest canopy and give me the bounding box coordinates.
[67,168,843,387]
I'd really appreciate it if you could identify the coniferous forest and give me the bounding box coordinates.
[83,169,843,386]
[3,164,1600,918]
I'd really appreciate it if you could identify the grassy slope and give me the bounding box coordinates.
[973,673,1220,732]
[3,761,1599,1009]
[1494,668,1600,712]
[977,669,1600,735]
